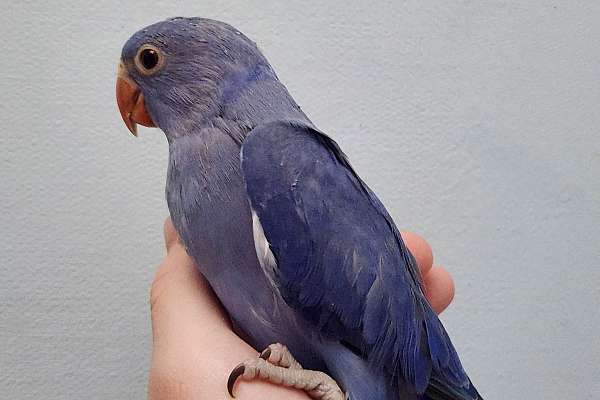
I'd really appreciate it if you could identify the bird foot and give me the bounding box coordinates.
[227,343,346,400]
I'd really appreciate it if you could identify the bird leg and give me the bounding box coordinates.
[227,343,346,400]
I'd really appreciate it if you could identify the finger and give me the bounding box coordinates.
[401,231,433,277]
[422,266,455,314]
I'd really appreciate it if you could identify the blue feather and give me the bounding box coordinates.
[241,120,478,397]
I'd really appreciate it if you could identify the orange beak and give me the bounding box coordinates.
[116,61,155,136]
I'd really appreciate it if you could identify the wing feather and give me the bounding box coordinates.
[241,120,476,398]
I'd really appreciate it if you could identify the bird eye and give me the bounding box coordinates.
[141,49,158,69]
[134,45,164,75]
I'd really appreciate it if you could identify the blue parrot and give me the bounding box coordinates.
[116,17,482,400]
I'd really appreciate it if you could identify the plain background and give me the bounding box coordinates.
[2,1,599,399]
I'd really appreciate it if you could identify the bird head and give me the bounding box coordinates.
[116,17,273,137]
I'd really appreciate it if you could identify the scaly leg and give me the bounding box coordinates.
[259,343,303,369]
[227,343,346,400]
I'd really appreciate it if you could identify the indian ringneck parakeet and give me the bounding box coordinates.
[116,17,482,400]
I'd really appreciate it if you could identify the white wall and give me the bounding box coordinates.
[2,1,599,399]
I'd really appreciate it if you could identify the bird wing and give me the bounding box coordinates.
[240,120,475,398]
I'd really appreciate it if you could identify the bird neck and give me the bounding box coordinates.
[216,76,312,144]
[160,65,311,144]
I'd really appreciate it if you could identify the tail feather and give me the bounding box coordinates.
[319,342,482,400]
[423,375,482,400]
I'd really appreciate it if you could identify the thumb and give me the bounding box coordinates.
[150,218,229,346]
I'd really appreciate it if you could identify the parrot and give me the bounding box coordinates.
[116,17,482,400]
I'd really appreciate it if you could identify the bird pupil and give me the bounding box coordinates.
[141,49,158,70]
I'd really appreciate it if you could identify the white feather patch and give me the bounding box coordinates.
[251,209,279,288]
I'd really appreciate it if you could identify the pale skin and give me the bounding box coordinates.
[148,218,456,400]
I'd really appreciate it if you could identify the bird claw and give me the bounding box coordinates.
[259,343,303,369]
[227,363,246,397]
[226,343,345,400]
[259,347,271,360]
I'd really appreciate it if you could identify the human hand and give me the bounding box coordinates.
[148,218,455,400]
